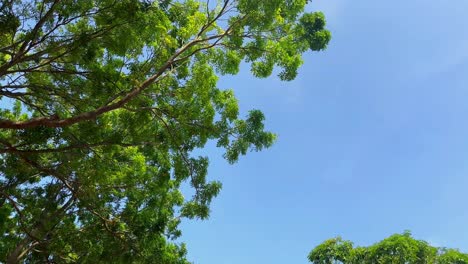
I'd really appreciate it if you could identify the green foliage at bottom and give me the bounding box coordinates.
[309,232,468,264]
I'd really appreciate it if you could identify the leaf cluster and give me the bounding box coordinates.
[308,232,468,264]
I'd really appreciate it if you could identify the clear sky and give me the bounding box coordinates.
[181,0,468,263]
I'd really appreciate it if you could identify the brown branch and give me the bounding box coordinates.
[0,4,242,130]
[4,191,75,264]
[1,21,124,80]
[6,146,132,250]
[0,0,60,77]
[0,140,161,154]
[0,36,214,130]
[0,192,43,242]
[0,90,33,97]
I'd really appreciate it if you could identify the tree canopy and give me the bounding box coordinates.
[308,232,468,264]
[0,0,330,262]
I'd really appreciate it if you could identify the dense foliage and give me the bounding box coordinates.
[0,0,330,262]
[308,232,468,264]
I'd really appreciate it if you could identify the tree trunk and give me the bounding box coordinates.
[6,237,32,264]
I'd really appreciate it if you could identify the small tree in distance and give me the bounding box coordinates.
[308,232,468,264]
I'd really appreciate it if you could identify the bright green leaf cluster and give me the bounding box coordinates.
[308,232,468,264]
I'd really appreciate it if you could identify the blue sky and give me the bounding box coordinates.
[181,0,468,263]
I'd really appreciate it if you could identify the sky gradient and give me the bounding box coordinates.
[181,1,468,263]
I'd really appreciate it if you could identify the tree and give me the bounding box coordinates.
[0,0,330,262]
[308,232,468,264]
